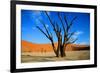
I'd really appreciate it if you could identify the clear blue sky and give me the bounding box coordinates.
[21,10,90,45]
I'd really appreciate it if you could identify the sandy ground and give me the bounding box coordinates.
[21,50,90,63]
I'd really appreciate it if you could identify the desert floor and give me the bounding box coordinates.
[21,50,90,63]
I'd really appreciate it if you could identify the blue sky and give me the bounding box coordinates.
[21,10,90,45]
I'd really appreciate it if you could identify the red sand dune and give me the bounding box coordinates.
[22,40,90,52]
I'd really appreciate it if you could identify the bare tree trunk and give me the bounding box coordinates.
[51,42,58,57]
[60,45,66,57]
[56,38,61,57]
[56,46,60,57]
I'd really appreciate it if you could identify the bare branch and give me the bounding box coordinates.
[71,38,78,43]
[63,31,77,47]
[67,31,76,42]
[64,15,69,31]
[55,22,59,32]
[58,13,66,32]
[38,19,50,37]
[67,16,77,32]
[66,37,78,44]
[36,26,49,39]
[49,30,53,39]
[36,25,57,55]
[45,11,57,32]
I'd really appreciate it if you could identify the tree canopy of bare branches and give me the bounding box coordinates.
[36,11,78,57]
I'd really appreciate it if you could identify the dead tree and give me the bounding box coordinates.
[57,13,78,57]
[36,11,78,57]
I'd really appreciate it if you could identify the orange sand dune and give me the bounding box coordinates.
[22,40,90,52]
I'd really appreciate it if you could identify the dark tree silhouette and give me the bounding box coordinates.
[36,11,78,57]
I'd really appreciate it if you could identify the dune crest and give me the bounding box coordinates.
[22,40,90,52]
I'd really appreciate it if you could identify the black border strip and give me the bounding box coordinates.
[15,64,96,72]
[15,1,97,9]
[10,1,97,73]
[10,1,16,72]
[94,6,97,67]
